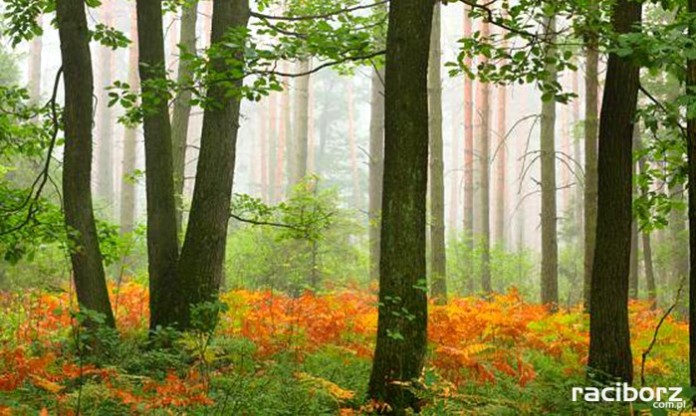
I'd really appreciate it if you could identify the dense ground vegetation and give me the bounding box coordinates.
[0,280,688,415]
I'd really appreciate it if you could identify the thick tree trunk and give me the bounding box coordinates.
[120,7,139,237]
[583,3,600,311]
[428,3,446,304]
[291,59,311,187]
[588,0,641,384]
[540,17,558,308]
[171,1,198,234]
[476,20,492,294]
[136,0,181,330]
[56,0,115,327]
[687,0,696,389]
[367,0,433,411]
[176,0,250,329]
[368,68,384,281]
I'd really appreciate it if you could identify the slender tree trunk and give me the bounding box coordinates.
[368,0,433,410]
[177,0,250,329]
[687,0,696,389]
[278,64,290,197]
[642,233,656,307]
[347,80,361,208]
[428,3,446,304]
[96,1,114,215]
[291,59,311,187]
[448,104,460,234]
[588,0,641,384]
[463,6,474,253]
[629,220,639,299]
[540,17,558,308]
[259,100,269,199]
[268,91,277,202]
[495,87,506,248]
[171,1,198,234]
[28,15,42,104]
[120,7,139,236]
[583,2,600,311]
[572,69,583,251]
[368,68,385,281]
[476,19,492,293]
[56,0,115,327]
[136,0,181,330]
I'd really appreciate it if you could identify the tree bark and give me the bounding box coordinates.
[28,15,42,104]
[476,19,492,294]
[171,1,198,234]
[687,0,696,390]
[429,3,446,304]
[583,1,600,311]
[347,80,361,209]
[368,68,384,282]
[290,59,311,187]
[588,0,641,384]
[367,0,433,411]
[96,1,114,216]
[56,0,115,327]
[540,17,558,308]
[176,0,250,329]
[462,7,475,294]
[635,135,657,308]
[629,220,639,299]
[136,0,181,330]
[120,6,139,237]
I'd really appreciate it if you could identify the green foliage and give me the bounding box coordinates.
[226,178,366,292]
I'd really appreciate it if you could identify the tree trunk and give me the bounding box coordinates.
[540,18,558,308]
[583,1,600,311]
[495,86,506,248]
[588,0,641,385]
[367,0,433,411]
[171,1,198,234]
[476,19,492,294]
[120,6,139,237]
[687,0,696,389]
[428,3,446,304]
[28,15,42,104]
[96,2,114,216]
[291,59,311,187]
[642,232,656,308]
[136,0,181,330]
[629,220,639,299]
[176,0,250,329]
[56,0,115,327]
[347,80,361,209]
[368,68,384,281]
[463,6,474,250]
[448,102,460,234]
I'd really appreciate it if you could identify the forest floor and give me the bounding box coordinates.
[0,281,689,415]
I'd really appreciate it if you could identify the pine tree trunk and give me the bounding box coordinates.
[368,68,384,281]
[368,0,433,410]
[291,59,311,187]
[588,0,641,384]
[120,6,139,237]
[171,1,198,234]
[136,0,181,330]
[56,0,115,327]
[642,232,656,308]
[428,3,446,304]
[583,2,600,311]
[347,80,361,209]
[495,85,506,248]
[176,0,250,329]
[96,1,114,216]
[28,15,42,104]
[462,6,474,257]
[448,105,460,234]
[476,19,492,293]
[540,17,558,308]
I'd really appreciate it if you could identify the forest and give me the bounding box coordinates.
[1,0,696,414]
